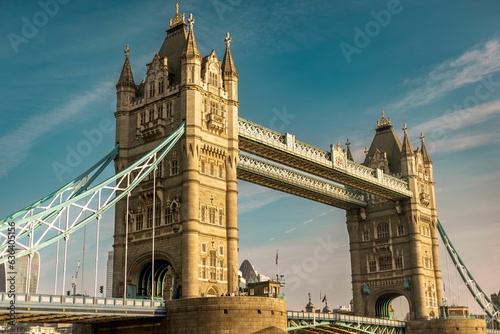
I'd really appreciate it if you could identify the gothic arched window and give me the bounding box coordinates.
[377,222,389,239]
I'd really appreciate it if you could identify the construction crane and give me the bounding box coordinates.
[71,261,80,296]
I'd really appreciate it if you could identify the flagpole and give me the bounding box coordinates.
[276,249,279,281]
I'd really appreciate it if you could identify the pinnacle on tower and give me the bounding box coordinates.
[182,13,201,59]
[401,123,413,156]
[222,32,238,77]
[169,2,185,28]
[420,132,432,164]
[346,138,354,161]
[117,44,135,88]
[376,108,392,129]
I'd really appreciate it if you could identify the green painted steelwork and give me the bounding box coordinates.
[0,146,119,258]
[0,123,185,264]
[287,311,405,333]
[438,219,500,326]
[0,145,119,227]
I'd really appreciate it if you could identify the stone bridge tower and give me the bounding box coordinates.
[346,112,443,320]
[112,5,239,299]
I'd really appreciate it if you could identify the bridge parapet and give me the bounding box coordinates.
[238,117,287,149]
[0,293,166,323]
[238,117,413,199]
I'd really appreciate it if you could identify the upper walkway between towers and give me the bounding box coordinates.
[238,117,413,202]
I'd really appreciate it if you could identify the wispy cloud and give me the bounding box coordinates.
[411,99,500,134]
[0,81,114,179]
[390,38,500,111]
[408,99,500,154]
[238,182,289,214]
[267,208,336,242]
[426,132,499,155]
[195,0,333,56]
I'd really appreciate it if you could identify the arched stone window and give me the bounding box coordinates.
[362,229,370,241]
[377,222,389,239]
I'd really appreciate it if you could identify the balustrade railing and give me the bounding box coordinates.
[1,293,166,310]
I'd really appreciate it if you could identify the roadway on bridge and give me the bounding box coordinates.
[0,293,166,324]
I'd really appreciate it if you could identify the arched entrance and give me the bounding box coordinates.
[392,295,410,321]
[374,293,409,320]
[136,260,179,299]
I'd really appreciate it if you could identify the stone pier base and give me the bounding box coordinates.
[73,296,287,334]
[165,296,287,334]
[406,318,486,334]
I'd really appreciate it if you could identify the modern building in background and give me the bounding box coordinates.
[239,259,270,284]
[106,250,113,297]
[0,251,39,294]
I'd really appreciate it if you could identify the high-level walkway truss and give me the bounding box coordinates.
[238,117,413,203]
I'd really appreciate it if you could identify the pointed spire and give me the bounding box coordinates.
[117,44,135,88]
[188,12,194,30]
[401,123,413,156]
[124,43,130,58]
[420,132,432,164]
[182,13,201,59]
[346,139,354,161]
[222,32,238,77]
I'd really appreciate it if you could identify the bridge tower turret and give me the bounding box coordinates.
[347,112,443,320]
[112,4,240,300]
[115,44,136,151]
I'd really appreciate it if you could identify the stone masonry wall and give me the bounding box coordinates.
[165,296,287,334]
[406,318,486,334]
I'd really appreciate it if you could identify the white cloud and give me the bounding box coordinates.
[237,182,289,214]
[429,132,499,154]
[408,99,500,154]
[0,81,114,179]
[413,99,500,133]
[390,38,500,111]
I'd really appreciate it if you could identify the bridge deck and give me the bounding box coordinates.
[0,293,166,323]
[287,311,406,334]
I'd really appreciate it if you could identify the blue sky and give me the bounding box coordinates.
[1,0,499,314]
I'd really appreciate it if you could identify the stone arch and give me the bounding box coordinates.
[136,259,179,299]
[206,285,219,297]
[127,251,179,299]
[128,251,178,281]
[372,290,412,320]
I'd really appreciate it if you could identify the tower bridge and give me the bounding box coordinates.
[0,4,498,334]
